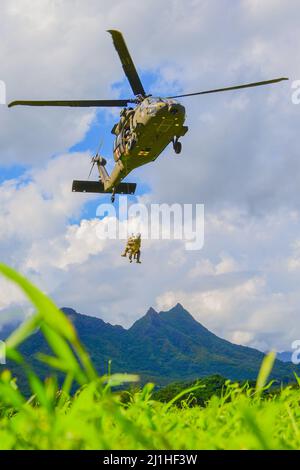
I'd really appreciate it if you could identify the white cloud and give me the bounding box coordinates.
[287,240,300,271]
[0,278,25,310]
[25,218,108,271]
[229,330,255,346]
[189,253,240,277]
[156,276,265,324]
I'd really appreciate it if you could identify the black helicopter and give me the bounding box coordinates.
[8,30,288,202]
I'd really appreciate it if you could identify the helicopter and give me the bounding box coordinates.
[8,30,288,202]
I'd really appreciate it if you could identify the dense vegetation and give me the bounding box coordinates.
[152,375,229,406]
[0,264,300,450]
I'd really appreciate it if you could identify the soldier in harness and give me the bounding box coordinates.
[121,233,142,263]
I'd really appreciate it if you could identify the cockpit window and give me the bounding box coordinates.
[148,97,163,104]
[165,99,178,105]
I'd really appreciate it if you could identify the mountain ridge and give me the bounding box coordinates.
[1,303,297,385]
[61,303,298,382]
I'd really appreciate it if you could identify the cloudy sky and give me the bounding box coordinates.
[0,0,300,352]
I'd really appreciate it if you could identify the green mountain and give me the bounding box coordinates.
[1,303,296,386]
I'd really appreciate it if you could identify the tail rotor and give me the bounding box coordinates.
[88,136,104,180]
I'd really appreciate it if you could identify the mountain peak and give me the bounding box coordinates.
[176,302,184,308]
[174,302,186,311]
[145,307,158,317]
[129,306,160,333]
[61,307,78,316]
[160,303,195,320]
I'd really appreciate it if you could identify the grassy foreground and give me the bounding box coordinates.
[0,264,299,450]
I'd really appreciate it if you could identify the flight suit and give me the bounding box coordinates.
[122,235,141,263]
[121,236,135,258]
[129,235,141,264]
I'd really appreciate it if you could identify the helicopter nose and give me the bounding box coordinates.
[168,103,179,114]
[168,102,184,116]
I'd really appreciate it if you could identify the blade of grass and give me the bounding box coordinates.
[40,323,84,375]
[165,384,205,410]
[36,353,87,385]
[256,351,276,394]
[6,316,40,350]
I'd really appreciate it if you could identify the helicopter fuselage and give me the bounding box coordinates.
[104,96,188,190]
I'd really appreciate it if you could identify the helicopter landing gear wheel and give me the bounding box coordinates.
[173,139,182,154]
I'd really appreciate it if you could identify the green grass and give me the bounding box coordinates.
[0,263,300,450]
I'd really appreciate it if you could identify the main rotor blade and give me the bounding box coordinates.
[96,137,104,156]
[166,77,289,99]
[107,29,146,97]
[88,161,96,180]
[8,99,131,108]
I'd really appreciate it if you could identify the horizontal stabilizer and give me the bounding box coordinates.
[72,180,136,195]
